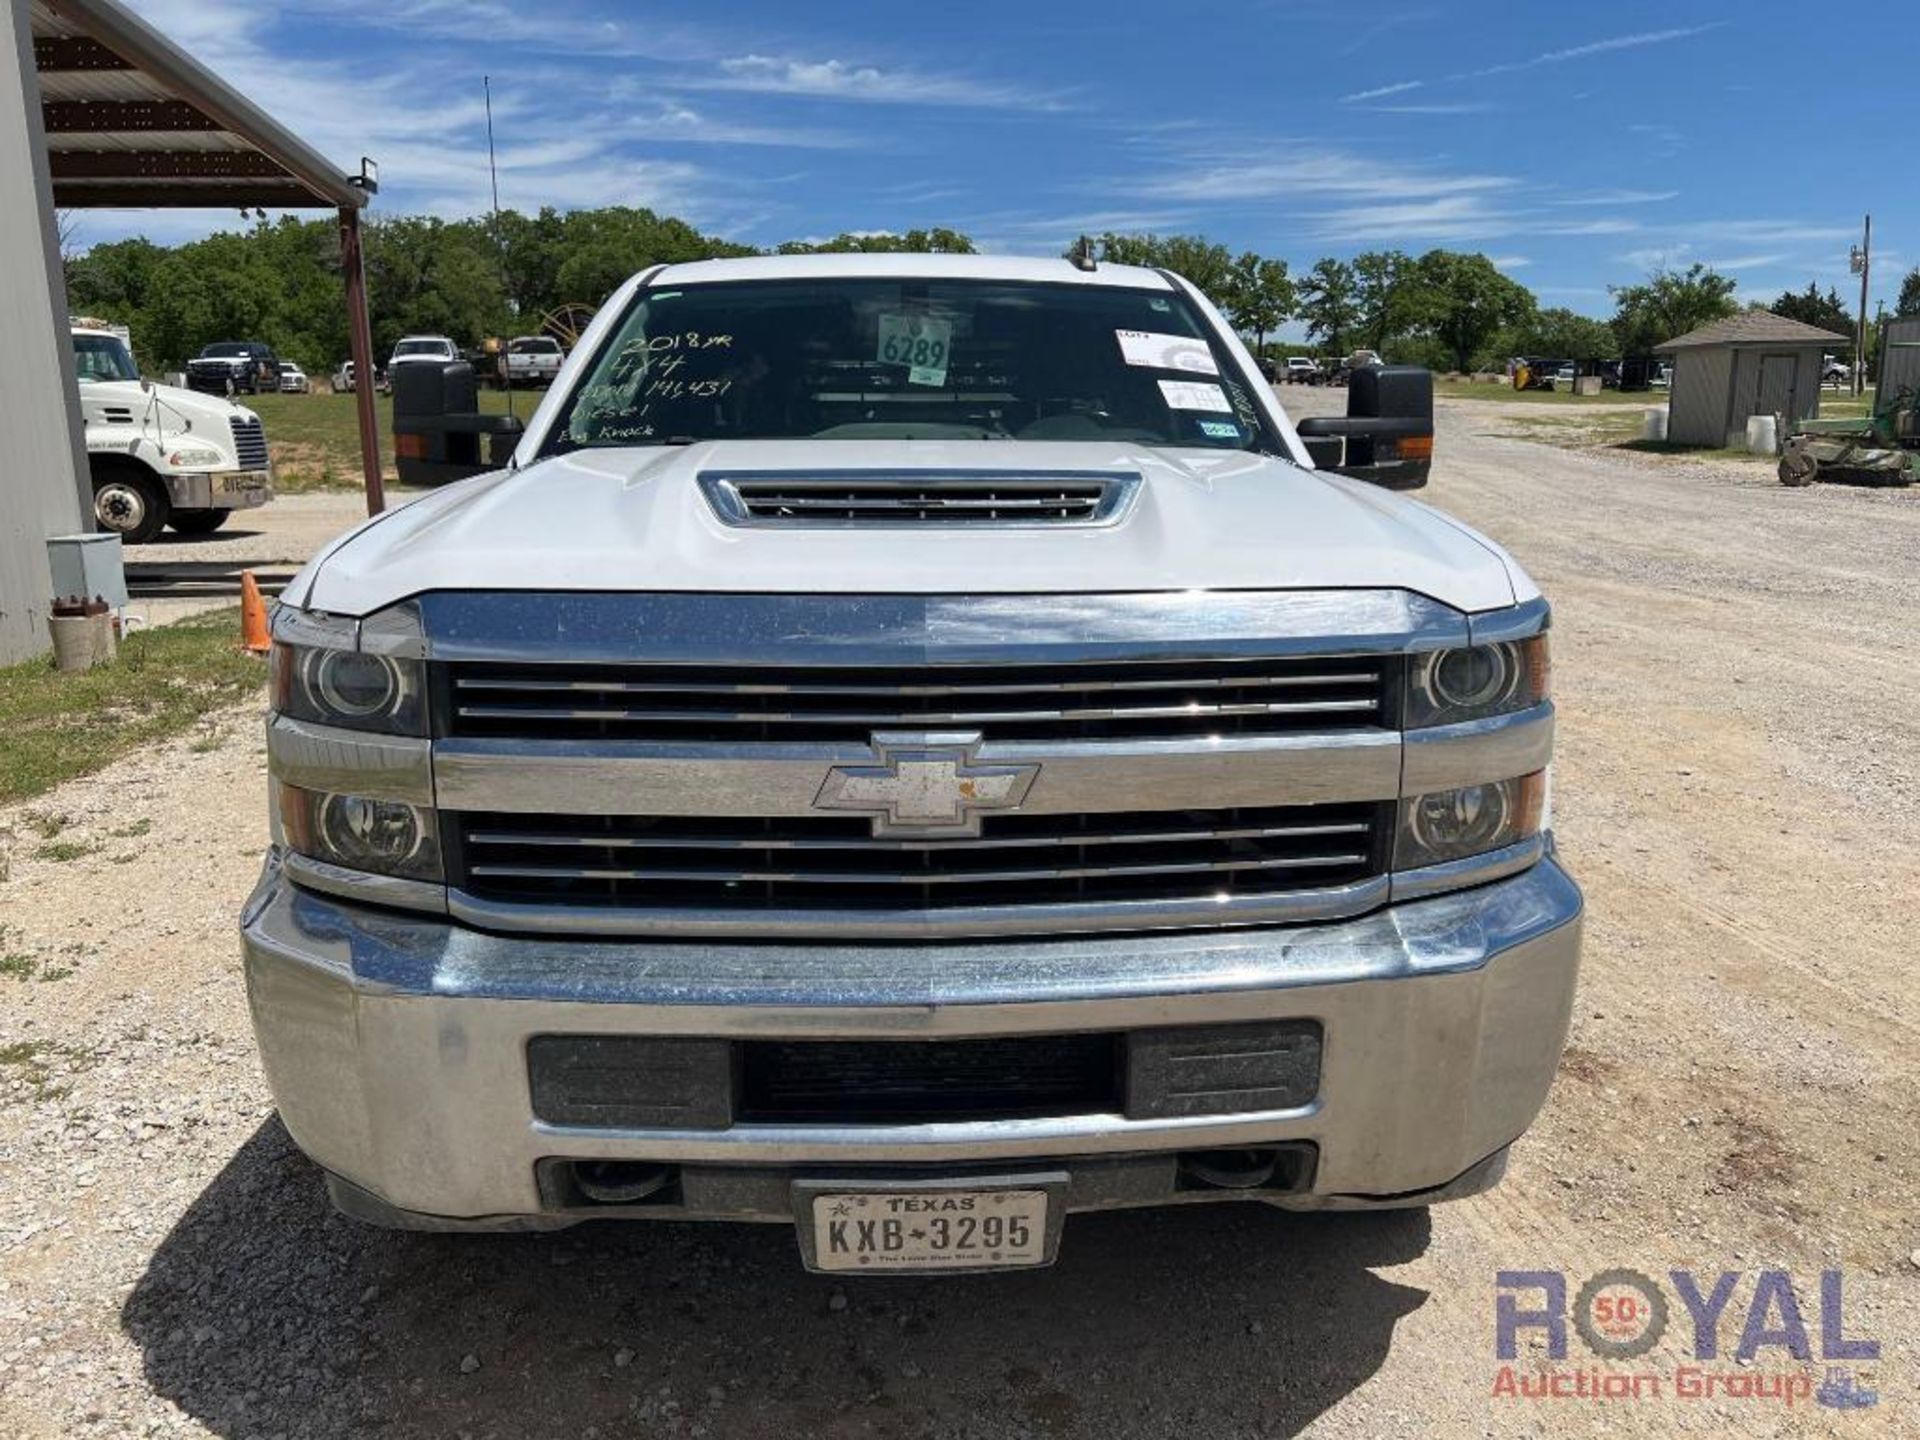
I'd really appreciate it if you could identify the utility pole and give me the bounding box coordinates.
[1849,214,1871,398]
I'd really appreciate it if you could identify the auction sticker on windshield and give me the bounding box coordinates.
[1116,329,1218,375]
[797,1181,1060,1273]
[877,313,952,386]
[1158,378,1234,413]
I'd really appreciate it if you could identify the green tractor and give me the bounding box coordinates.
[1778,343,1920,487]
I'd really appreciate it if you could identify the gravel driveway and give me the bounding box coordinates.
[3,402,1915,1438]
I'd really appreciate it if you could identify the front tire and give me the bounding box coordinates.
[1779,447,1819,487]
[168,508,231,535]
[92,465,170,545]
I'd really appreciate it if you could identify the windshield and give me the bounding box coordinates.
[510,337,560,354]
[394,339,449,357]
[201,343,252,358]
[544,278,1278,455]
[73,333,139,383]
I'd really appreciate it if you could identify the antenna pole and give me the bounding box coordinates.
[484,75,501,214]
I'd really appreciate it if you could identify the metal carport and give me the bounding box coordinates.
[1,0,381,663]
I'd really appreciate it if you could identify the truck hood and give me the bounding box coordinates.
[290,440,1524,615]
[80,379,256,432]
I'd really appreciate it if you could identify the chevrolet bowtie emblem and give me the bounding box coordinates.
[815,731,1039,837]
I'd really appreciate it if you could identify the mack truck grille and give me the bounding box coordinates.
[450,802,1388,913]
[443,656,1393,744]
[229,416,269,469]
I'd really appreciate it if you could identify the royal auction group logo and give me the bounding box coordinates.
[1493,1268,1881,1411]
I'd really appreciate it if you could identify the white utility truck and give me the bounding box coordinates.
[72,325,272,543]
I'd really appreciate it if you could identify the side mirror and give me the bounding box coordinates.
[1294,365,1433,489]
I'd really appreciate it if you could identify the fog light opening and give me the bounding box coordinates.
[1179,1148,1280,1191]
[572,1161,675,1206]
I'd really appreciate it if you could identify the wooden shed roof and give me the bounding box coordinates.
[1655,311,1849,352]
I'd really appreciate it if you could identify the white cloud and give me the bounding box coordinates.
[1138,148,1516,204]
[1688,219,1856,246]
[622,102,868,150]
[1552,189,1679,207]
[1491,255,1531,270]
[1701,254,1790,272]
[1451,24,1726,81]
[699,55,1061,109]
[1363,102,1498,115]
[1340,80,1424,103]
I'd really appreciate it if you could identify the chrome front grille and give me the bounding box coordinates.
[452,802,1388,913]
[229,416,269,469]
[699,471,1138,527]
[444,656,1393,744]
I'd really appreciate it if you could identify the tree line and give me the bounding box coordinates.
[62,204,1920,377]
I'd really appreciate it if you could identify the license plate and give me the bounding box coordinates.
[218,472,268,495]
[799,1180,1059,1273]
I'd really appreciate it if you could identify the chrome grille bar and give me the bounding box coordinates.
[453,698,1379,726]
[444,655,1391,744]
[469,853,1371,886]
[452,802,1388,921]
[464,820,1371,853]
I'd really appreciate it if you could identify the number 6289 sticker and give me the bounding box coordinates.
[877,313,952,387]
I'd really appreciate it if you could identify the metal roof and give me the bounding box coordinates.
[30,0,367,210]
[1654,310,1850,352]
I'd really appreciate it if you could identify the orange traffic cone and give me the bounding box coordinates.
[240,570,271,654]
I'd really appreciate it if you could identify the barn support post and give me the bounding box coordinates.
[339,204,384,515]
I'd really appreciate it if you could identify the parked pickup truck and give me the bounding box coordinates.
[248,254,1579,1269]
[73,326,273,542]
[186,339,279,396]
[505,334,565,387]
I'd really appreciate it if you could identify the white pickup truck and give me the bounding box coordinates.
[73,326,273,543]
[505,334,565,387]
[247,254,1579,1268]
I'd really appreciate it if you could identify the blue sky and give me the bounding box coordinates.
[83,0,1907,319]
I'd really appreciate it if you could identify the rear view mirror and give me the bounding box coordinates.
[1294,366,1433,489]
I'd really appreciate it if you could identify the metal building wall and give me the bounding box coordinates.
[1666,348,1733,446]
[1882,317,1920,400]
[0,0,91,664]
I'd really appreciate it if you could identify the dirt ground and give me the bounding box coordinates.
[2,399,1916,1438]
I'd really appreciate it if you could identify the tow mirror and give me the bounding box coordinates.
[1294,366,1433,489]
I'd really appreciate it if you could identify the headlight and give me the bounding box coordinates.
[1406,635,1549,728]
[279,784,441,881]
[1395,773,1546,870]
[270,605,427,736]
[166,445,226,468]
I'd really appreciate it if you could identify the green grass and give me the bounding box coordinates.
[1432,377,1650,405]
[1812,388,1875,421]
[1617,439,1768,463]
[0,606,265,805]
[1496,410,1770,465]
[34,840,96,863]
[248,389,524,492]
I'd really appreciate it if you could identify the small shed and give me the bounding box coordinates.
[1656,311,1848,447]
[1880,315,1920,401]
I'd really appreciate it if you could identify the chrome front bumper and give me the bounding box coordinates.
[241,850,1582,1227]
[163,470,273,511]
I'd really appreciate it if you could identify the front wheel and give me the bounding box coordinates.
[92,468,169,544]
[1778,446,1819,487]
[168,508,231,535]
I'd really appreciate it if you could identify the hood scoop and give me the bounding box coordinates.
[698,468,1140,528]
